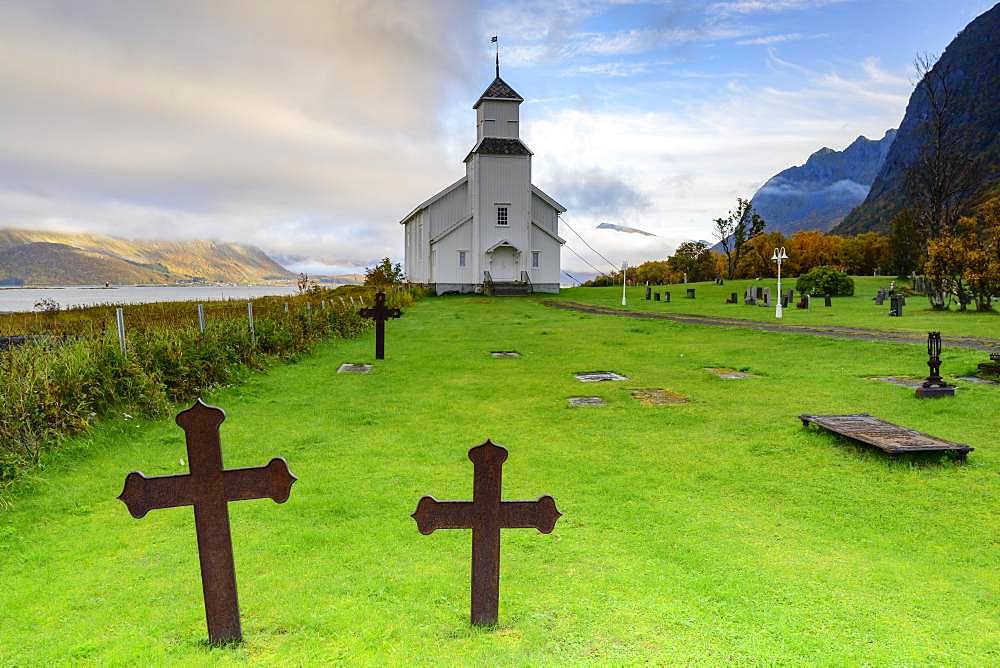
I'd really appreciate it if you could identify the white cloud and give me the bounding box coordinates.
[710,0,849,15]
[525,53,910,273]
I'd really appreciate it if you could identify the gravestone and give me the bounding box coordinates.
[567,396,606,407]
[359,291,402,360]
[686,288,695,299]
[786,289,795,304]
[575,371,629,382]
[781,294,789,308]
[491,351,521,358]
[726,292,738,304]
[755,286,764,300]
[118,400,297,644]
[663,291,671,303]
[630,388,689,406]
[875,288,887,306]
[654,292,661,301]
[411,440,561,625]
[338,363,373,374]
[744,287,756,305]
[801,413,971,461]
[644,285,651,300]
[978,352,1000,374]
[762,288,771,307]
[889,294,903,317]
[796,294,809,309]
[824,294,832,307]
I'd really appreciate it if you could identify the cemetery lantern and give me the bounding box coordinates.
[771,247,788,319]
[916,331,955,398]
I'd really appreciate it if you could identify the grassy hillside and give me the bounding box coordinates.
[0,295,995,664]
[0,229,293,285]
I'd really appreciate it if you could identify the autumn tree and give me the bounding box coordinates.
[926,198,1000,311]
[713,198,766,279]
[667,241,717,282]
[364,257,405,287]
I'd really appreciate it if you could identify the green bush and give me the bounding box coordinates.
[795,266,855,296]
[0,286,421,487]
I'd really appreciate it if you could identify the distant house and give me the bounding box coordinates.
[399,66,566,294]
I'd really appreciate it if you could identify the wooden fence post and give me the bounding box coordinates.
[115,307,126,357]
[247,301,256,346]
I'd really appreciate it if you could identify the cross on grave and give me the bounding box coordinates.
[411,439,561,626]
[359,291,401,360]
[118,399,297,644]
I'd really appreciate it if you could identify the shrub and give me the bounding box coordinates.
[795,266,855,296]
[0,285,421,487]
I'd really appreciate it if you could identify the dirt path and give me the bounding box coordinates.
[543,300,1000,352]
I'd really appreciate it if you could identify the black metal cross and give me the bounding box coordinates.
[411,439,561,626]
[118,399,297,644]
[360,291,401,360]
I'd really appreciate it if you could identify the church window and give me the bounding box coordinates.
[458,250,467,268]
[496,206,508,226]
[531,251,540,268]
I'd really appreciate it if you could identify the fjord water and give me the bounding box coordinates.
[0,285,299,312]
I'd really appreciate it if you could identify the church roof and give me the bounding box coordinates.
[463,137,532,162]
[473,77,524,109]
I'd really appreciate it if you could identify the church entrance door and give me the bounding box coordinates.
[491,246,516,280]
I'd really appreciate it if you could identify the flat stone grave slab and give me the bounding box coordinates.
[491,351,521,358]
[800,413,972,461]
[958,375,999,386]
[575,371,629,382]
[567,396,607,407]
[866,376,923,389]
[337,363,373,374]
[706,367,754,380]
[631,388,689,406]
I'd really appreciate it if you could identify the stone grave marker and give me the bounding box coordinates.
[567,396,607,407]
[118,400,297,644]
[654,292,661,301]
[575,371,629,382]
[706,367,753,380]
[491,351,521,358]
[762,288,771,306]
[889,294,903,317]
[824,294,832,307]
[645,285,652,300]
[338,363,373,374]
[411,440,561,625]
[630,388,689,406]
[686,288,695,299]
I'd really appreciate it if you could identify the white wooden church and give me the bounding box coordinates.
[399,64,566,294]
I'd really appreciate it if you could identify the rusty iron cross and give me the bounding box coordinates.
[118,399,297,644]
[412,439,561,626]
[359,291,401,360]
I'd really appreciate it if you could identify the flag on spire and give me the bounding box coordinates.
[492,35,499,77]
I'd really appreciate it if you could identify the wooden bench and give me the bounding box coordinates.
[800,413,972,461]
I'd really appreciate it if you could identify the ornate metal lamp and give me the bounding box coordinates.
[916,331,955,397]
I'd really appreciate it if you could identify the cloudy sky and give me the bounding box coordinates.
[0,0,993,276]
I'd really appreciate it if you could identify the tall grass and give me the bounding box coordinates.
[0,285,422,486]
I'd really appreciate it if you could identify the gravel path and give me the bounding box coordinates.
[543,300,1000,352]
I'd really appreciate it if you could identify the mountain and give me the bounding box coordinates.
[0,229,293,286]
[835,4,1000,234]
[749,130,896,235]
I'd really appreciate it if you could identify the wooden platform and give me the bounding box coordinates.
[800,413,973,461]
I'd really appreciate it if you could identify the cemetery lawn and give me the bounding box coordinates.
[1,294,998,665]
[558,276,1000,340]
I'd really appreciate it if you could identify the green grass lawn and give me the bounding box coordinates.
[559,276,1000,340]
[1,295,997,665]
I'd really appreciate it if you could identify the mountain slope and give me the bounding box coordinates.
[835,3,1000,234]
[750,130,896,234]
[0,229,293,286]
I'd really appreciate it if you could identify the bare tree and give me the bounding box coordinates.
[905,52,983,306]
[713,198,766,279]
